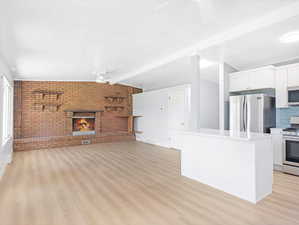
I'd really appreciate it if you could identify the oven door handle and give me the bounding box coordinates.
[283,136,299,141]
[283,138,286,164]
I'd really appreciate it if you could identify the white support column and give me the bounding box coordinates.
[219,62,237,131]
[219,63,226,131]
[190,54,201,130]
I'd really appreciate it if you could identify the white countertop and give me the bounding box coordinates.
[270,128,283,135]
[178,128,272,141]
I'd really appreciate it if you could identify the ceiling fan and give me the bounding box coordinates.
[93,70,115,84]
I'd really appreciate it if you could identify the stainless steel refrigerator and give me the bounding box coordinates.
[229,94,276,133]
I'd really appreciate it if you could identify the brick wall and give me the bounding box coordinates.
[14,81,142,151]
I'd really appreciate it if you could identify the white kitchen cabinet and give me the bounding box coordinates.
[271,128,283,170]
[229,67,275,92]
[249,68,275,90]
[229,72,250,92]
[275,68,288,108]
[287,65,299,87]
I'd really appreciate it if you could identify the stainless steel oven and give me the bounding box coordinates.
[283,136,299,176]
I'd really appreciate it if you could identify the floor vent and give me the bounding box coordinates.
[81,140,91,145]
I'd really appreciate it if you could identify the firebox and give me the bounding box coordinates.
[72,117,96,136]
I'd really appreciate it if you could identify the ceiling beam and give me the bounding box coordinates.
[110,2,299,84]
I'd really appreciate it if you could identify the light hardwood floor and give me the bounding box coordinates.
[0,141,299,225]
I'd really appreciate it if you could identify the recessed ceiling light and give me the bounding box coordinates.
[280,31,299,43]
[155,1,169,11]
[200,59,214,69]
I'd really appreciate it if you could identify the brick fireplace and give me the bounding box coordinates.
[13,81,142,151]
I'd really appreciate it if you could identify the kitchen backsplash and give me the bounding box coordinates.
[276,106,299,128]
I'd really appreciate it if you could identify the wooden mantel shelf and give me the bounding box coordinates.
[33,103,62,112]
[32,90,64,100]
[64,109,104,112]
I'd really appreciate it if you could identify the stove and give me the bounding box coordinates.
[282,117,299,176]
[282,128,299,137]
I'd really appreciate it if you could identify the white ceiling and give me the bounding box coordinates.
[0,0,298,82]
[124,14,299,90]
[199,15,299,71]
[122,57,219,90]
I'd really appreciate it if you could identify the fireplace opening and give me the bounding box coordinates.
[72,118,96,136]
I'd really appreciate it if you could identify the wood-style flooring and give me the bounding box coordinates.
[0,141,299,225]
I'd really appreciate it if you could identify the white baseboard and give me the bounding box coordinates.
[274,164,283,171]
[0,162,7,180]
[136,137,171,148]
[0,138,13,180]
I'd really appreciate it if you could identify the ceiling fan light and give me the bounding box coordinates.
[96,75,106,83]
[280,31,299,43]
[200,59,214,69]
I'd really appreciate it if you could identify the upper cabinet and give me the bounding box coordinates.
[249,68,275,90]
[228,63,299,108]
[287,65,299,87]
[229,67,275,92]
[275,68,288,108]
[229,71,250,92]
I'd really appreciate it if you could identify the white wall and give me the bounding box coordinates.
[134,85,188,148]
[133,81,219,148]
[133,86,171,147]
[200,80,219,129]
[0,58,13,179]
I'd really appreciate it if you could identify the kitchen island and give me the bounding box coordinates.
[176,129,273,204]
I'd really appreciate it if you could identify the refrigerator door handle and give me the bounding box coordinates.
[245,97,248,132]
[240,96,244,131]
[244,96,247,131]
[242,96,245,131]
[258,96,263,133]
[247,98,249,131]
[243,96,247,131]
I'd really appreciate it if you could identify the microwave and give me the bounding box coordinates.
[288,87,299,105]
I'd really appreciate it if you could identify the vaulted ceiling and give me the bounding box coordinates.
[123,13,299,91]
[0,0,298,83]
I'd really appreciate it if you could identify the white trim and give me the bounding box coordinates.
[136,137,171,149]
[0,163,6,180]
[230,65,276,75]
[274,164,283,171]
[277,62,299,69]
[110,2,299,84]
[2,75,13,147]
[14,78,97,82]
[140,83,190,94]
[13,78,142,88]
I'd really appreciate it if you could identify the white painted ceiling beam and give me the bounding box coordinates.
[110,2,299,84]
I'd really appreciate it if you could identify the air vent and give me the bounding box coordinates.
[81,140,91,145]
